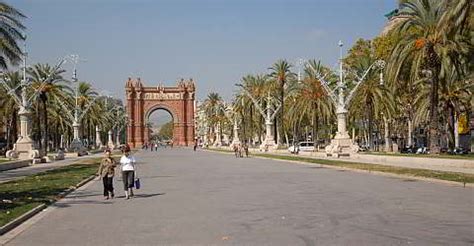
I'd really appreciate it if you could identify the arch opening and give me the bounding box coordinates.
[146,108,174,145]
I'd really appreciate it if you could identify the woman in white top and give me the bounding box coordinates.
[120,146,136,199]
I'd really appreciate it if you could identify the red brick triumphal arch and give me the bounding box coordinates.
[125,78,196,147]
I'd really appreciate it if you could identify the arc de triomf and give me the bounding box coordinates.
[125,78,196,147]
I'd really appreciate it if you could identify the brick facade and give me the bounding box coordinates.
[125,78,196,147]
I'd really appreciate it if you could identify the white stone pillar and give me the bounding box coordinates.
[95,126,102,148]
[231,118,240,146]
[107,130,115,149]
[115,129,121,146]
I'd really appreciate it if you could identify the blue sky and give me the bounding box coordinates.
[13,0,396,103]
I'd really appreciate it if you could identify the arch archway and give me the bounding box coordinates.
[125,78,196,147]
[145,106,176,143]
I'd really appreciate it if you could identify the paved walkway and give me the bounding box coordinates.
[3,149,473,245]
[0,153,102,184]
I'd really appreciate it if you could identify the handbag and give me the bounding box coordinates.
[134,178,141,189]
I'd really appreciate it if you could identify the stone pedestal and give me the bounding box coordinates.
[95,126,102,148]
[230,123,241,148]
[115,130,121,147]
[6,107,40,160]
[107,130,115,149]
[325,110,358,157]
[69,121,87,155]
[259,120,278,151]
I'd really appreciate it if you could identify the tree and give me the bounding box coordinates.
[0,2,26,69]
[0,71,21,149]
[158,121,173,140]
[268,60,294,145]
[387,0,472,153]
[28,63,67,153]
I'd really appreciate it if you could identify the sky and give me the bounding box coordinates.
[13,0,396,105]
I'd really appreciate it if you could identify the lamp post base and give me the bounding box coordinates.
[6,141,41,161]
[325,137,359,157]
[69,138,88,156]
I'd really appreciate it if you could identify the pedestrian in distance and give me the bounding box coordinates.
[97,149,117,200]
[193,139,198,151]
[150,142,154,152]
[155,143,158,151]
[233,144,239,158]
[120,145,137,199]
[244,142,249,157]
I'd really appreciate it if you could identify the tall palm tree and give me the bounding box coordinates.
[268,60,294,145]
[28,63,67,153]
[203,92,224,143]
[289,60,334,148]
[0,2,26,69]
[0,71,21,149]
[387,0,472,153]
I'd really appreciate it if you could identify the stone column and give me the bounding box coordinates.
[115,129,121,146]
[231,118,240,146]
[6,106,40,159]
[70,120,83,152]
[95,126,102,148]
[107,130,115,149]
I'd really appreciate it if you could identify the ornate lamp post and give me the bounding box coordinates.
[1,41,66,160]
[223,103,241,148]
[236,84,282,151]
[306,41,385,157]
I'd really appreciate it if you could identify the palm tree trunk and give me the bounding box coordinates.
[426,44,441,154]
[36,102,42,151]
[11,109,18,144]
[42,98,49,154]
[312,102,317,151]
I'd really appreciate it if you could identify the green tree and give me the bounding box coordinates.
[387,0,472,153]
[158,121,173,140]
[0,2,26,69]
[28,63,68,153]
[268,60,294,145]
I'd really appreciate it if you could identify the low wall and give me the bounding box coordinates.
[247,148,474,174]
[0,159,31,172]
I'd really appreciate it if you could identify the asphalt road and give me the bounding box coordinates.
[5,148,474,245]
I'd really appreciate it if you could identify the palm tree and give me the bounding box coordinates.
[0,2,26,69]
[387,0,472,153]
[0,71,21,149]
[28,63,67,153]
[268,60,294,145]
[289,60,334,149]
[203,92,224,143]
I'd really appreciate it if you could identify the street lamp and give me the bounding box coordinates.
[305,41,385,157]
[235,83,282,151]
[1,40,67,160]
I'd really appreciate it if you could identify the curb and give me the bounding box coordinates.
[0,174,96,236]
[204,149,474,188]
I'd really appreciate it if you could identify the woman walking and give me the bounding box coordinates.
[97,149,117,200]
[120,145,137,199]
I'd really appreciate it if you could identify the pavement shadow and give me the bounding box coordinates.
[133,193,166,198]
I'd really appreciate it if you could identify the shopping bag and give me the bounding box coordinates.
[134,178,141,189]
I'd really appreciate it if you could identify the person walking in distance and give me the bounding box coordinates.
[120,145,137,199]
[97,149,117,199]
[193,138,198,151]
[155,142,158,151]
[244,142,249,157]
